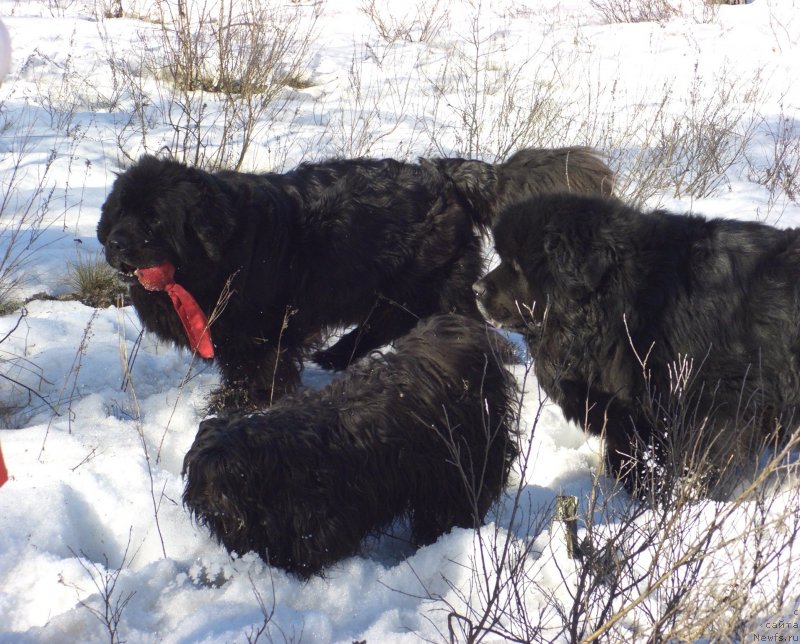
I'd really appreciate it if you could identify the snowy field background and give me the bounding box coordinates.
[1,0,800,641]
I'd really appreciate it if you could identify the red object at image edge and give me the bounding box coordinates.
[0,442,8,487]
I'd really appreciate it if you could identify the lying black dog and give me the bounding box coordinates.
[475,192,800,496]
[97,148,613,409]
[182,314,519,578]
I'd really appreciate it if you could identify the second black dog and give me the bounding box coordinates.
[182,315,519,578]
[475,193,800,497]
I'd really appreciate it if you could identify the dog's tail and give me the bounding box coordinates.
[425,146,615,230]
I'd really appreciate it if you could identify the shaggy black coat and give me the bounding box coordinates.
[181,314,519,578]
[97,148,613,409]
[474,193,800,495]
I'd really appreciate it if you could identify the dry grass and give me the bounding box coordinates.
[68,251,127,308]
[424,356,800,642]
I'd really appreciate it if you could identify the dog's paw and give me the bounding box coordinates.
[311,347,352,371]
[206,385,270,414]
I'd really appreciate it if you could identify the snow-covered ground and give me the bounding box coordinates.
[1,0,799,641]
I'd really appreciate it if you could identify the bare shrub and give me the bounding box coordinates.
[158,0,319,169]
[244,572,303,644]
[309,42,425,160]
[0,106,59,310]
[589,64,766,205]
[20,25,119,146]
[0,41,98,385]
[660,64,764,199]
[747,105,800,205]
[0,308,58,427]
[408,4,760,197]
[360,0,450,44]
[589,0,683,24]
[164,0,320,169]
[102,0,123,19]
[106,0,321,170]
[68,530,136,644]
[0,91,92,427]
[415,348,800,641]
[421,0,569,161]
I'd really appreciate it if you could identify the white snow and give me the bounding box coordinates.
[1,0,800,641]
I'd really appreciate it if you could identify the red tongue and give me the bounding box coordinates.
[135,262,214,359]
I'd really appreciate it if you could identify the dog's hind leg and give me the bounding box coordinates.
[314,253,486,371]
[312,299,421,370]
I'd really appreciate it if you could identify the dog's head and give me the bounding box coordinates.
[474,254,542,333]
[97,155,233,284]
[474,193,624,333]
[181,415,266,549]
[473,197,555,333]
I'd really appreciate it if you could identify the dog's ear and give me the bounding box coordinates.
[543,226,617,296]
[182,168,239,263]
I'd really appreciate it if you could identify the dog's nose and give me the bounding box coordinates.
[105,229,129,253]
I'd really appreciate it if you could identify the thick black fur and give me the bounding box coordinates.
[97,148,613,409]
[475,193,800,496]
[181,314,519,578]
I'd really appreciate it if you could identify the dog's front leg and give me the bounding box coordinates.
[208,342,303,411]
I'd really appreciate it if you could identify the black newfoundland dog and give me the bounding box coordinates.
[97,148,613,409]
[182,314,519,578]
[475,193,800,496]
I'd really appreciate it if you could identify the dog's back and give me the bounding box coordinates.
[498,146,615,202]
[425,146,615,229]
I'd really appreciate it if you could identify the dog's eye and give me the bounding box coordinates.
[143,206,161,227]
[143,215,162,237]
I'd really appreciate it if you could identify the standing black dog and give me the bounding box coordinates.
[97,147,613,409]
[182,314,519,578]
[475,192,800,496]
